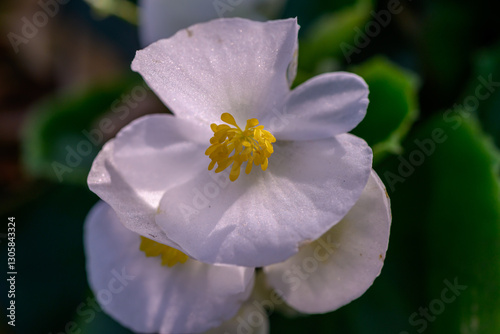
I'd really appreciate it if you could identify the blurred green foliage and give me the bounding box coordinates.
[465,42,500,149]
[351,56,419,163]
[419,116,500,333]
[374,115,500,334]
[296,0,373,77]
[0,184,97,333]
[22,76,143,185]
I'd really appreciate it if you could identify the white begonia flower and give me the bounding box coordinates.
[84,169,390,333]
[88,18,373,268]
[139,0,287,46]
[84,201,256,334]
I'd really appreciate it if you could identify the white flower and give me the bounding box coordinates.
[83,170,390,333]
[88,18,373,268]
[139,0,287,46]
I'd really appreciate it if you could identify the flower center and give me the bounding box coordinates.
[139,236,188,267]
[205,113,276,181]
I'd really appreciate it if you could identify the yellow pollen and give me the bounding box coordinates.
[205,113,276,181]
[139,236,188,267]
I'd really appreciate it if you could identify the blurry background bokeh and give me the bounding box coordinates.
[1,0,499,333]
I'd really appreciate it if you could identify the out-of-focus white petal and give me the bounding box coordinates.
[132,18,299,126]
[250,270,301,318]
[268,72,369,141]
[263,170,391,313]
[139,0,287,47]
[155,134,372,267]
[87,114,209,247]
[204,299,269,334]
[84,201,255,334]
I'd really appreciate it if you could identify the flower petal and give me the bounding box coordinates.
[88,114,209,247]
[132,18,299,126]
[84,201,255,334]
[263,170,391,313]
[268,72,369,141]
[155,134,372,267]
[138,0,287,47]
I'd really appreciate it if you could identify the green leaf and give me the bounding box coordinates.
[350,57,419,164]
[420,116,500,333]
[379,115,500,333]
[464,42,500,149]
[22,76,145,185]
[350,114,500,334]
[297,0,373,80]
[84,0,138,25]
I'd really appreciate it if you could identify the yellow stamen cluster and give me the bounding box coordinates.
[139,236,188,267]
[205,113,276,181]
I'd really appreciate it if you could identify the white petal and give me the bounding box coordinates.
[268,72,369,141]
[263,170,391,313]
[87,114,209,247]
[155,134,372,267]
[84,201,255,334]
[132,18,299,126]
[138,0,287,47]
[112,114,210,203]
